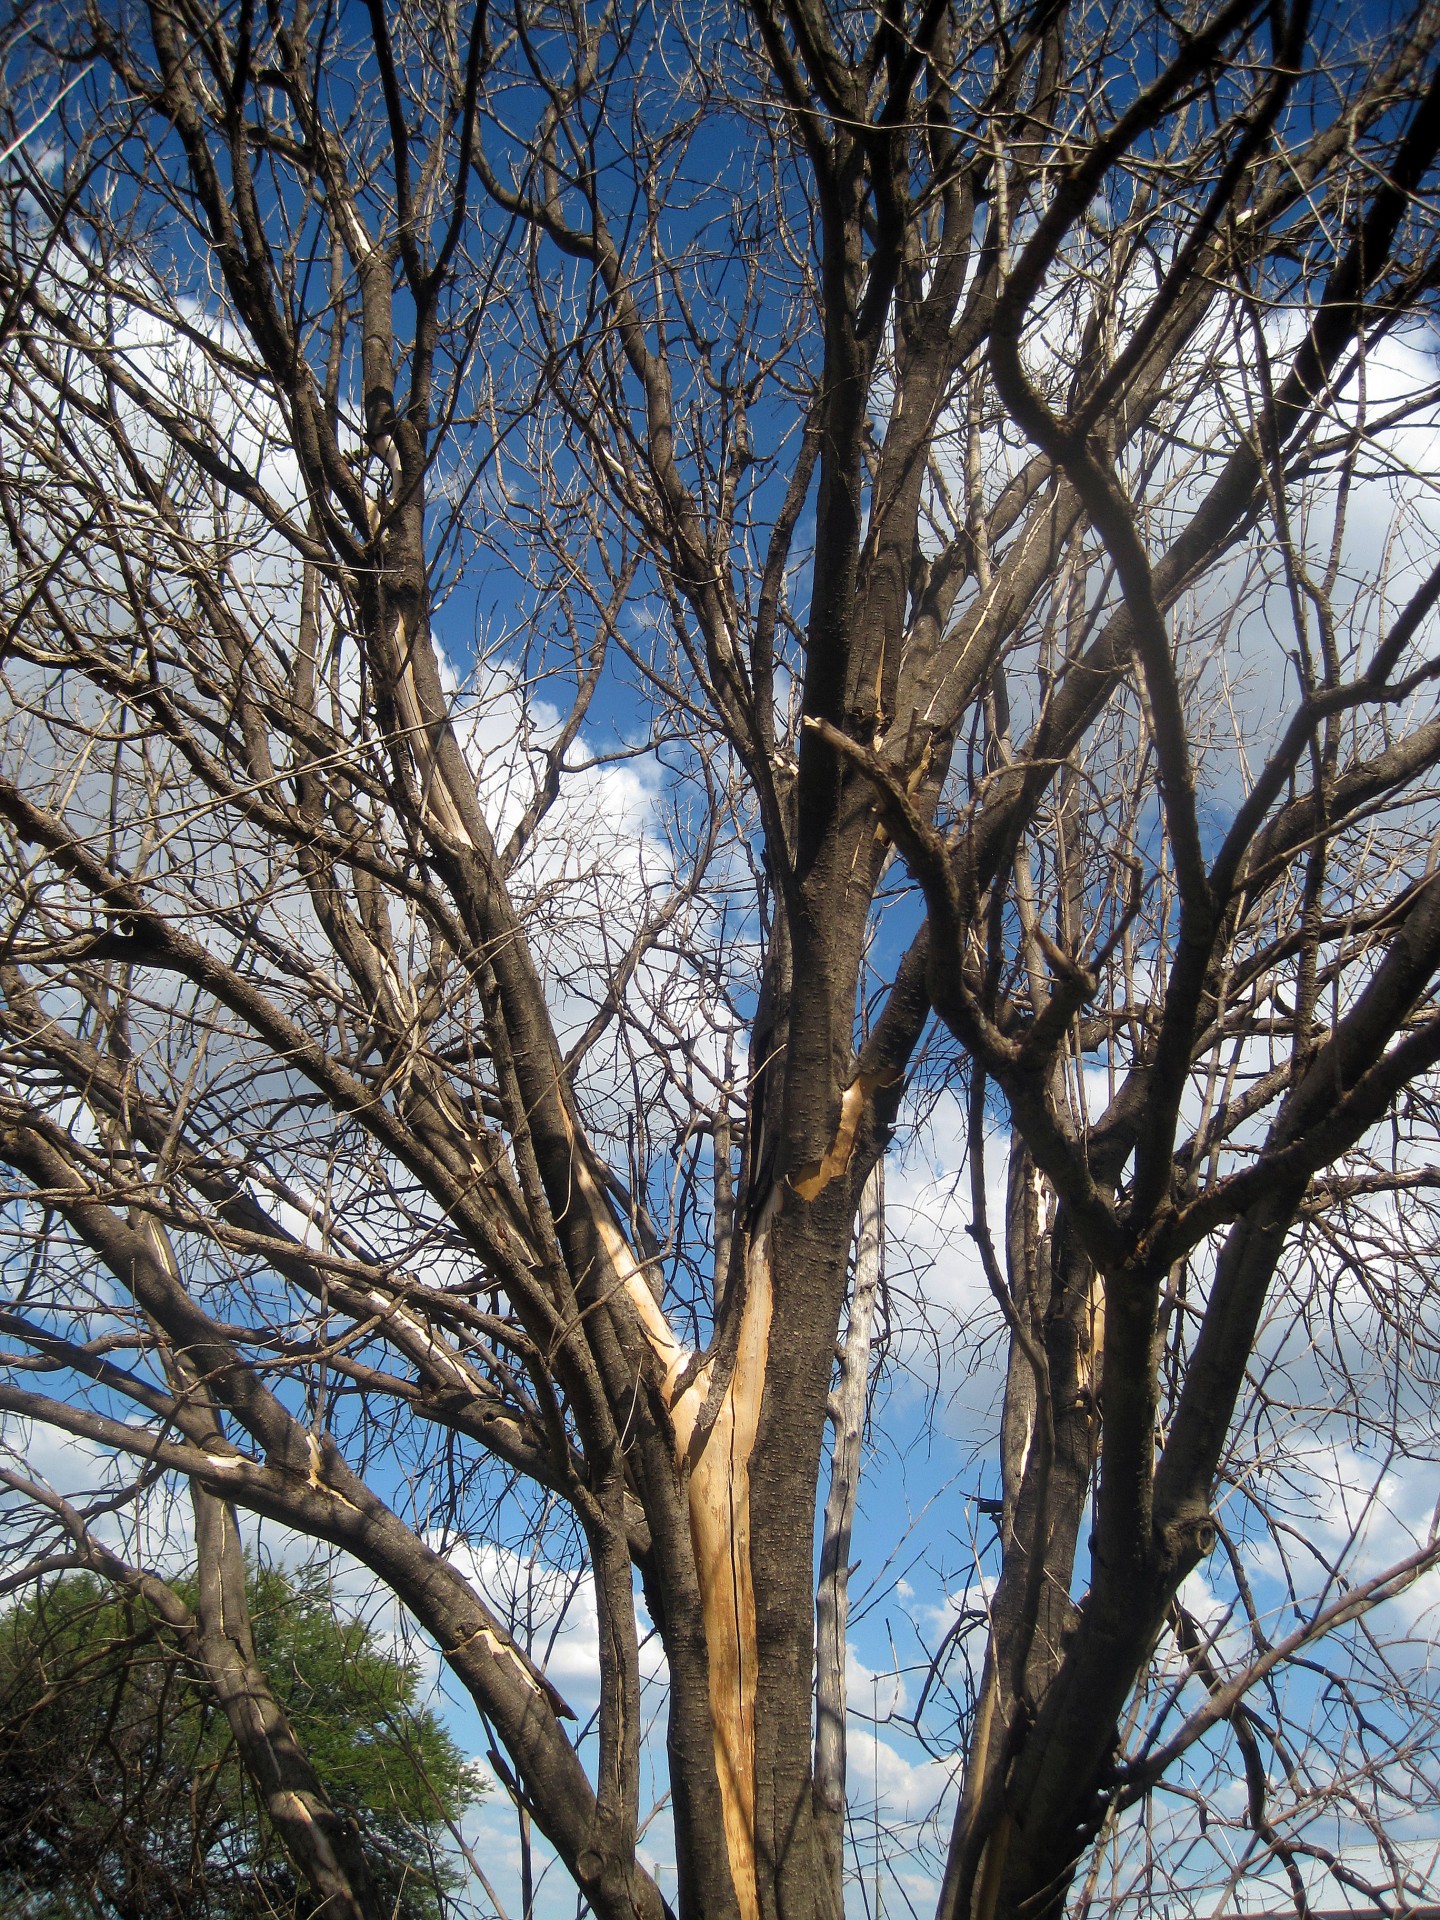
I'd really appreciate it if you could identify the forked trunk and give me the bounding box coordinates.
[632,1177,858,1920]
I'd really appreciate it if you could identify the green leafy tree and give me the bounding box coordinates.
[0,1563,480,1920]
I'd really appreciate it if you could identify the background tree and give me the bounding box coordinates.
[0,1556,479,1920]
[2,1,1440,1918]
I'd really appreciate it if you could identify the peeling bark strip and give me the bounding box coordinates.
[574,1061,880,1917]
[790,1073,895,1203]
[671,1205,776,1920]
[603,1180,777,1920]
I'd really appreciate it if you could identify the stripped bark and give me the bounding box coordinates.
[814,1163,883,1891]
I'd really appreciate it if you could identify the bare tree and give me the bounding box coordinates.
[3,1,1440,1917]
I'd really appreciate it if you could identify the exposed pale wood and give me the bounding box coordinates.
[670,1193,780,1920]
[559,1074,775,1920]
[790,1073,896,1202]
[814,1165,883,1894]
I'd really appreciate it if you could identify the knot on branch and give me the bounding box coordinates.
[1154,1509,1218,1578]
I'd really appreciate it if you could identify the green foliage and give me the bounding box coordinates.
[0,1561,480,1920]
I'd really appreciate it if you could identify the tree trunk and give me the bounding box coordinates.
[814,1164,883,1899]
[188,1489,386,1920]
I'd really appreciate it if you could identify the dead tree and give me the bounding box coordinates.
[2,1,1440,1916]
